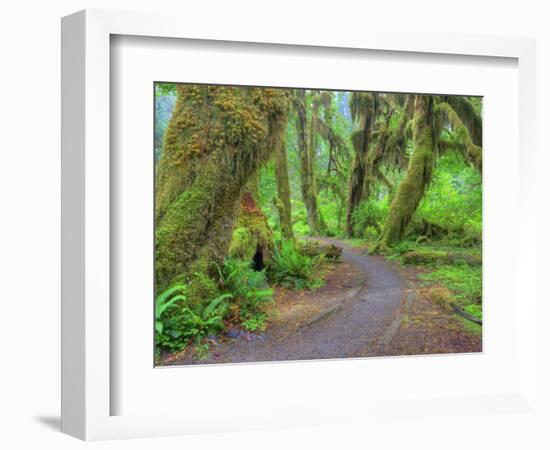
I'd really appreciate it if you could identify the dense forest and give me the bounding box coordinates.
[154,83,482,364]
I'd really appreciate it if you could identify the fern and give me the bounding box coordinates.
[269,240,320,290]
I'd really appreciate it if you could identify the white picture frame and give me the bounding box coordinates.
[61,9,538,441]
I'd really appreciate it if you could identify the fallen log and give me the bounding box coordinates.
[451,302,483,325]
[300,241,342,260]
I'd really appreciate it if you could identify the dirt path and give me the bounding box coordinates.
[166,238,409,365]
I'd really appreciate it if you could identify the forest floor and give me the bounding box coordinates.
[162,238,481,366]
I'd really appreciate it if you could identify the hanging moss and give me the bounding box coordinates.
[435,102,482,173]
[373,95,436,252]
[345,93,376,236]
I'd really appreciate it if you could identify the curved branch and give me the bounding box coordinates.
[436,102,482,173]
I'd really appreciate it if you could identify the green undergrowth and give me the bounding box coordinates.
[155,239,328,360]
[268,239,325,290]
[420,264,482,307]
[390,240,482,327]
[218,258,274,330]
[460,317,482,337]
[155,258,275,360]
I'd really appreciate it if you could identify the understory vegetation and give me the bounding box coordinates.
[154,84,483,360]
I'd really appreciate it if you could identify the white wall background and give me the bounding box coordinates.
[0,1,547,448]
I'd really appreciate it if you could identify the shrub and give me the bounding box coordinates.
[219,258,274,321]
[268,240,322,290]
[155,283,232,352]
[389,240,416,256]
[351,200,386,239]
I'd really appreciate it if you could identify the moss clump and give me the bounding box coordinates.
[402,250,448,265]
[401,250,481,266]
[300,241,342,260]
[229,192,274,266]
[425,286,454,312]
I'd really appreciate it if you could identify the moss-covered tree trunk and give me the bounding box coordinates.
[374,95,435,250]
[272,115,293,239]
[155,85,288,294]
[229,174,274,269]
[295,90,323,235]
[345,93,375,236]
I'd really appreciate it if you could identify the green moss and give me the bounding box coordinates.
[156,85,289,220]
[435,102,482,172]
[401,250,448,265]
[425,286,454,312]
[229,193,274,265]
[229,227,254,260]
[155,86,289,293]
[401,249,481,266]
[373,95,435,251]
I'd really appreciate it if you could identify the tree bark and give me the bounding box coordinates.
[295,90,323,235]
[345,93,375,236]
[272,114,293,239]
[374,95,435,250]
[155,85,288,293]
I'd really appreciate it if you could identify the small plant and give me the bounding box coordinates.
[389,240,416,257]
[241,314,267,332]
[155,284,189,352]
[194,340,211,360]
[219,258,274,321]
[178,293,233,340]
[269,240,322,290]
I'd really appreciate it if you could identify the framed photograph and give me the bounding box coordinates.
[62,9,538,441]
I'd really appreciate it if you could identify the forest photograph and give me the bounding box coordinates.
[154,82,483,366]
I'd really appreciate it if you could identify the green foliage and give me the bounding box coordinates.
[269,240,323,290]
[351,199,388,239]
[154,86,484,358]
[463,303,483,320]
[400,249,481,266]
[415,154,482,244]
[155,283,232,353]
[420,263,482,306]
[292,220,310,236]
[194,341,211,360]
[219,258,274,320]
[241,314,268,332]
[155,82,176,96]
[155,284,188,350]
[389,240,416,256]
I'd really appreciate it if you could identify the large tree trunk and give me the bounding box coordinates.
[155,85,288,295]
[272,115,293,239]
[373,95,435,251]
[295,90,323,235]
[345,93,375,236]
